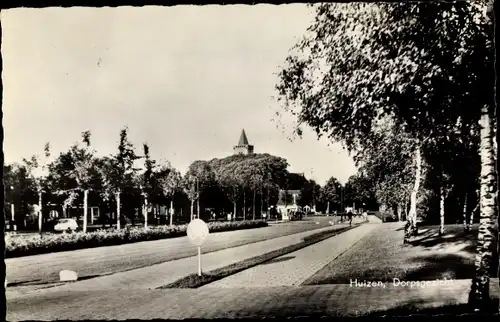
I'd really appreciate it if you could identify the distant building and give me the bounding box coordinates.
[276,189,301,221]
[233,129,254,155]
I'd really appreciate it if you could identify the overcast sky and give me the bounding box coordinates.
[1,5,357,186]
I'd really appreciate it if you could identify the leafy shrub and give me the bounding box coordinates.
[5,220,267,258]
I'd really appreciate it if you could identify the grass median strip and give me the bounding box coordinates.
[158,223,363,289]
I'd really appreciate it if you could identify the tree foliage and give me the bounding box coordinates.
[344,173,378,211]
[299,179,322,208]
[355,122,416,211]
[321,177,341,211]
[276,0,495,310]
[276,2,493,154]
[100,127,140,201]
[157,160,183,199]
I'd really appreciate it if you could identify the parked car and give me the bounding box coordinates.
[385,214,400,222]
[54,218,79,232]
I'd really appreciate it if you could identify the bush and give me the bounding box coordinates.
[5,220,268,258]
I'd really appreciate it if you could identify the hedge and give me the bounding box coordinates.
[5,220,268,258]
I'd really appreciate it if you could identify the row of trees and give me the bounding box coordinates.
[345,116,482,227]
[184,155,376,221]
[5,127,366,234]
[4,128,185,232]
[275,1,496,311]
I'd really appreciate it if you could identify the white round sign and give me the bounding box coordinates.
[187,219,209,247]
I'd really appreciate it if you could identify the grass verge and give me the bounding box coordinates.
[303,223,498,285]
[158,223,362,289]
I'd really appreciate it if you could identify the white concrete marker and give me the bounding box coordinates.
[59,270,78,282]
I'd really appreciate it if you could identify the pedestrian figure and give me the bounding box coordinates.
[347,210,353,227]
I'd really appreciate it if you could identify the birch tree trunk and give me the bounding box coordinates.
[405,197,410,221]
[470,103,497,311]
[169,199,174,226]
[439,186,445,236]
[397,203,402,222]
[190,199,195,221]
[266,187,270,217]
[196,180,200,219]
[144,197,148,229]
[326,201,330,215]
[469,203,478,230]
[253,190,256,220]
[83,190,88,233]
[196,199,200,220]
[243,189,246,220]
[116,192,121,230]
[38,191,43,233]
[404,145,422,244]
[284,190,288,216]
[463,193,468,231]
[233,202,237,221]
[260,191,264,219]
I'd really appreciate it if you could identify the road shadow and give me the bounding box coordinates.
[410,229,476,249]
[363,298,499,317]
[261,256,296,265]
[405,253,474,280]
[7,279,42,287]
[407,229,440,244]
[407,225,498,278]
[8,273,108,287]
[75,274,104,281]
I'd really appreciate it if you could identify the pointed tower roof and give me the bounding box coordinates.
[237,129,249,146]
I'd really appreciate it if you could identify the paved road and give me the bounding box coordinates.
[7,224,354,297]
[8,279,499,320]
[202,223,378,288]
[6,217,337,286]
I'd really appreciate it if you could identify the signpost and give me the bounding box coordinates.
[187,219,210,276]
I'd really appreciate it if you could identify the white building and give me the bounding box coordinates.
[276,189,301,220]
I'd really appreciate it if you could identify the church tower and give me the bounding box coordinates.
[233,129,254,155]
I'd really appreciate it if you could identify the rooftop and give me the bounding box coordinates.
[237,129,250,146]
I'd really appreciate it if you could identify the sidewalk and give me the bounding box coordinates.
[8,279,498,320]
[7,221,365,297]
[202,223,379,288]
